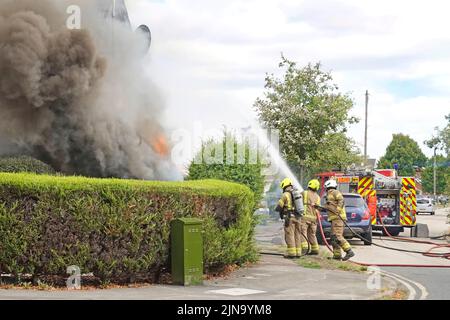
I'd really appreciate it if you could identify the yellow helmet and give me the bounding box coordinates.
[308,179,320,191]
[280,178,293,190]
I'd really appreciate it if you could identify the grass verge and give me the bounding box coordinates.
[295,249,368,273]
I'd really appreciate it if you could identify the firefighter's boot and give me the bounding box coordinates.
[342,249,355,261]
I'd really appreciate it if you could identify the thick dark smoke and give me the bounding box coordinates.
[0,0,180,180]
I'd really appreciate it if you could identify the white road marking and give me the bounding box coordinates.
[381,270,429,300]
[207,288,266,296]
[379,271,416,300]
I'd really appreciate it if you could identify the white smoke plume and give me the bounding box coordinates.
[0,0,181,180]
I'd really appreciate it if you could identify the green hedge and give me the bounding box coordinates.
[0,156,55,175]
[0,173,257,283]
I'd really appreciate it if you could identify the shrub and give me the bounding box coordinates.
[0,156,55,175]
[0,173,257,284]
[187,134,265,207]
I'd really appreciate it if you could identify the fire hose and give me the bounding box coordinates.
[314,205,450,267]
[371,209,450,260]
[430,234,450,240]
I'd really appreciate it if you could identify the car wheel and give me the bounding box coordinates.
[317,233,326,245]
[362,227,372,246]
[431,212,435,215]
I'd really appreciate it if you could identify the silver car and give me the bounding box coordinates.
[417,198,435,215]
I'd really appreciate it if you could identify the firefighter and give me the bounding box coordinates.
[324,179,355,261]
[300,179,321,255]
[275,178,302,258]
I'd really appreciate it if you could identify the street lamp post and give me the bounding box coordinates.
[433,147,437,200]
[364,90,369,164]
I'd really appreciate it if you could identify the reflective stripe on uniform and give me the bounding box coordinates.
[301,242,309,250]
[287,247,296,256]
[333,248,342,258]
[342,242,351,251]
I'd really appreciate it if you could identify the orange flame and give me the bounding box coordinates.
[151,134,169,157]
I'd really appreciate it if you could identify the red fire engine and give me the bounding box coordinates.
[317,169,417,236]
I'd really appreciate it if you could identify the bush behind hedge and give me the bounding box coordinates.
[0,173,257,283]
[0,156,56,175]
[187,134,265,207]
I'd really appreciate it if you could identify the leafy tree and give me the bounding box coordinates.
[187,133,265,207]
[424,114,450,195]
[421,155,449,194]
[378,134,427,176]
[254,56,359,182]
[306,132,362,173]
[447,175,450,195]
[440,114,450,157]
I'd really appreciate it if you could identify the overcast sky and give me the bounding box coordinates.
[125,0,450,164]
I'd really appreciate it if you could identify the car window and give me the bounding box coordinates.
[344,196,366,207]
[417,199,430,204]
[320,195,366,207]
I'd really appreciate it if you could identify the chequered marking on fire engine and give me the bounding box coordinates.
[358,177,374,197]
[207,288,266,296]
[400,178,417,226]
[366,189,376,197]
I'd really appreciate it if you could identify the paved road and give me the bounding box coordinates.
[382,207,450,300]
[382,267,450,300]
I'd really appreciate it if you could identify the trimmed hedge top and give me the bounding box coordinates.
[0,173,251,196]
[0,173,257,284]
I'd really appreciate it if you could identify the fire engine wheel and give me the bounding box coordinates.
[382,227,401,237]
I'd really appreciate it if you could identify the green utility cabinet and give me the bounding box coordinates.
[171,218,203,286]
